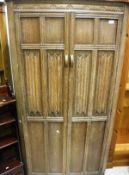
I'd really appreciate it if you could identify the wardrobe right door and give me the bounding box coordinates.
[67,12,123,175]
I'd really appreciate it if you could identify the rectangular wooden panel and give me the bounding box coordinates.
[45,17,64,44]
[86,122,105,172]
[75,18,94,44]
[48,123,63,173]
[70,123,87,172]
[73,51,92,117]
[47,50,64,117]
[21,17,40,44]
[94,51,114,115]
[28,122,45,173]
[24,50,42,116]
[99,19,118,44]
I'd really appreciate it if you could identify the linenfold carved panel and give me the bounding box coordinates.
[24,50,64,117]
[47,50,64,117]
[73,51,92,117]
[94,51,114,115]
[24,50,42,116]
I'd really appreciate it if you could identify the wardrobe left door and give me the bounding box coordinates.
[15,12,69,175]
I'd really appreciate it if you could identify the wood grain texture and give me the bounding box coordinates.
[70,123,87,173]
[117,94,129,143]
[108,8,129,167]
[48,123,63,173]
[47,50,64,117]
[102,6,128,172]
[24,50,42,116]
[28,122,45,172]
[21,17,40,44]
[75,18,94,44]
[7,3,32,175]
[6,1,125,13]
[86,122,105,172]
[74,51,91,116]
[94,51,114,115]
[99,19,118,44]
[4,0,129,3]
[45,17,64,44]
[6,1,126,175]
[0,4,11,83]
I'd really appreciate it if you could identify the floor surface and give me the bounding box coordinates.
[105,167,129,175]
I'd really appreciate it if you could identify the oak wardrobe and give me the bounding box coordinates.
[6,0,128,175]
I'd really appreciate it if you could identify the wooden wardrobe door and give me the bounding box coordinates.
[15,13,69,175]
[67,13,123,175]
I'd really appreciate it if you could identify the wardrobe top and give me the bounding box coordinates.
[5,0,129,3]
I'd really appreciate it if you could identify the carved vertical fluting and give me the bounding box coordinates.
[24,50,42,116]
[47,51,63,116]
[94,51,114,115]
[74,51,91,116]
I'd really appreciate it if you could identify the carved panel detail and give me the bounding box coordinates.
[74,51,92,116]
[94,51,114,115]
[14,4,124,13]
[24,50,42,116]
[47,50,64,117]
